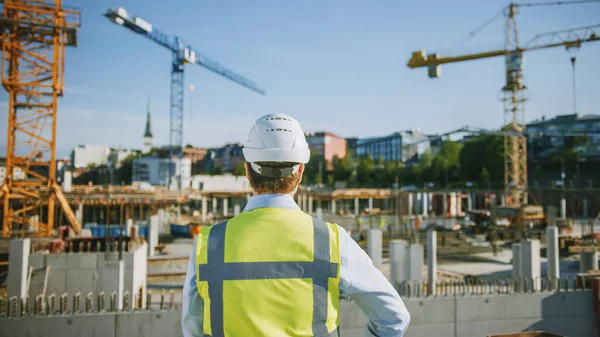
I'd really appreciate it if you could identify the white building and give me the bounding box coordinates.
[0,165,26,182]
[132,157,191,188]
[72,145,111,168]
[72,145,140,169]
[191,174,251,192]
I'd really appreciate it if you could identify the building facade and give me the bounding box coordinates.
[352,130,430,163]
[527,114,600,160]
[0,158,26,182]
[132,157,192,188]
[213,143,244,171]
[71,145,112,169]
[306,132,346,170]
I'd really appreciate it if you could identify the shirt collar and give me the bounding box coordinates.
[243,194,301,212]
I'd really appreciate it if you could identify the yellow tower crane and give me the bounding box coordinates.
[407,1,599,207]
[0,0,81,237]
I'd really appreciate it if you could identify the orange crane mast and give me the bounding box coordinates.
[0,0,81,237]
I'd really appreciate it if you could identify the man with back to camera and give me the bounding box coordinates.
[182,113,410,337]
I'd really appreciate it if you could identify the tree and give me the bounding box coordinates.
[431,141,463,186]
[303,151,325,185]
[357,156,375,186]
[559,135,589,164]
[459,136,504,185]
[116,153,141,184]
[232,162,246,177]
[332,153,353,183]
[480,167,491,186]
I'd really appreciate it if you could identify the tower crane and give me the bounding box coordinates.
[407,1,600,207]
[104,7,266,190]
[0,0,81,237]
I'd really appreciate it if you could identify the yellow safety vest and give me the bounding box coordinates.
[196,207,341,337]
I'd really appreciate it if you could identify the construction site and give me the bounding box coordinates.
[1,1,599,337]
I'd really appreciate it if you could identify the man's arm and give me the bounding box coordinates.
[338,226,410,337]
[182,239,204,337]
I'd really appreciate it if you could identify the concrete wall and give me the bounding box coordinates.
[27,244,147,308]
[1,292,592,337]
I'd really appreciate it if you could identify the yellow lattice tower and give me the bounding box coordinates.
[0,0,81,237]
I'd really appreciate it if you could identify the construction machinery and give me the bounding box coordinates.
[104,7,266,190]
[0,0,81,237]
[407,1,600,208]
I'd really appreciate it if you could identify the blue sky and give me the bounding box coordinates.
[1,0,598,157]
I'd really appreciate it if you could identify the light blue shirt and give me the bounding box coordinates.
[182,194,410,337]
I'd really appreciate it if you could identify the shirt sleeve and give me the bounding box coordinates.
[337,226,411,337]
[182,238,204,337]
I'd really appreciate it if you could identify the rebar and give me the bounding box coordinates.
[98,292,106,312]
[86,292,93,313]
[73,292,81,313]
[60,293,68,314]
[123,291,130,311]
[48,294,57,315]
[35,295,44,315]
[110,291,117,312]
[8,296,18,318]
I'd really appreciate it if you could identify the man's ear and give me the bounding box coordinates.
[297,163,305,181]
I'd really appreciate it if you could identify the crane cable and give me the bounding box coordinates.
[516,0,600,7]
[441,0,600,53]
[439,8,505,53]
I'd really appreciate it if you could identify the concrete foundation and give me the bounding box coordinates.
[580,251,598,273]
[367,229,382,270]
[512,243,522,279]
[427,230,437,295]
[201,197,207,221]
[7,239,30,298]
[26,244,147,308]
[148,215,159,257]
[389,240,409,285]
[316,208,323,220]
[546,226,559,281]
[63,170,72,192]
[2,292,593,337]
[521,240,541,291]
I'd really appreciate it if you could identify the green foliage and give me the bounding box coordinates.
[232,162,246,177]
[459,136,504,185]
[116,153,141,184]
[559,135,590,164]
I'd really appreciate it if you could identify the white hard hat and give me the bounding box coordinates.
[243,113,310,177]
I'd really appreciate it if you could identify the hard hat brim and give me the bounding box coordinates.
[243,147,310,164]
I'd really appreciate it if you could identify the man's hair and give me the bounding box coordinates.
[247,162,301,194]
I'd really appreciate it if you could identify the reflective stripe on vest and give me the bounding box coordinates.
[196,209,340,337]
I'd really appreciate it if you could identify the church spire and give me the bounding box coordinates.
[142,99,153,154]
[144,99,152,138]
